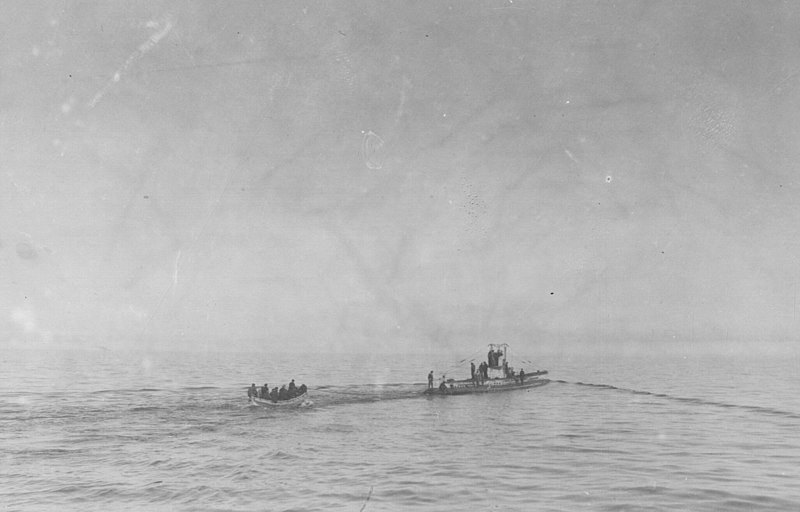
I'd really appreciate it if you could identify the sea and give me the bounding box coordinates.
[2,347,799,511]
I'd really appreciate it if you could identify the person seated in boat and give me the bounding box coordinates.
[248,383,258,399]
[298,383,307,395]
[288,379,297,398]
[278,385,288,401]
[260,383,269,399]
[270,387,279,402]
[438,380,448,393]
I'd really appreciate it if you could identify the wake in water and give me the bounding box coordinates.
[296,383,425,407]
[239,383,421,411]
[552,380,800,420]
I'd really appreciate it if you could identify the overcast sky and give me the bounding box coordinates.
[2,1,800,353]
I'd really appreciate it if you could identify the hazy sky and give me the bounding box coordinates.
[2,1,800,353]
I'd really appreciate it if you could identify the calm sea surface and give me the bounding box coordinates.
[2,348,799,511]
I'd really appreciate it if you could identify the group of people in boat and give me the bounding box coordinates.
[428,371,451,392]
[248,379,307,402]
[468,350,526,385]
[426,360,528,394]
[487,347,503,366]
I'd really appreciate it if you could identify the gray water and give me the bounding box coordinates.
[2,348,799,511]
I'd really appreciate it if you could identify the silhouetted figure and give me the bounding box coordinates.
[439,381,447,393]
[298,384,307,395]
[279,385,288,401]
[428,371,434,389]
[261,383,269,399]
[288,379,297,398]
[488,349,495,367]
[470,361,476,379]
[248,383,257,399]
[519,368,525,384]
[270,387,278,402]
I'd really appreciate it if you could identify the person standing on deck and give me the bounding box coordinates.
[488,349,495,367]
[519,368,525,384]
[470,361,476,379]
[248,383,257,399]
[428,371,434,389]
